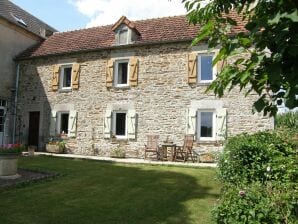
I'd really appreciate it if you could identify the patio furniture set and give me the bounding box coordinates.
[144,134,196,162]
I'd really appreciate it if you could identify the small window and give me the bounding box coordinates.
[119,29,128,45]
[58,112,69,134]
[197,111,215,140]
[60,65,72,89]
[198,54,215,82]
[112,111,127,138]
[115,60,129,87]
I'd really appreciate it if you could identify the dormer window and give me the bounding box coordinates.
[118,27,129,45]
[112,16,140,46]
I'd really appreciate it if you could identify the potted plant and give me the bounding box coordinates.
[46,136,65,153]
[0,144,24,177]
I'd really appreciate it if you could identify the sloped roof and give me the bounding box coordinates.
[17,12,246,59]
[0,0,57,38]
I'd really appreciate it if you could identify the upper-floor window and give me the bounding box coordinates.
[114,59,129,87]
[198,54,215,82]
[118,28,129,45]
[60,65,72,90]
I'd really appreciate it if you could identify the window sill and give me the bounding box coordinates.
[113,86,131,90]
[197,82,212,86]
[58,89,72,93]
[196,140,223,146]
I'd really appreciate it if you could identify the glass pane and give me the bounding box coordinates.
[119,30,128,44]
[61,113,69,134]
[200,112,213,137]
[117,62,128,84]
[0,117,3,125]
[0,125,3,132]
[116,113,126,136]
[200,55,213,81]
[0,109,4,116]
[63,67,72,87]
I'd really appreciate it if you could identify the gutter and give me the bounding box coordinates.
[12,63,20,144]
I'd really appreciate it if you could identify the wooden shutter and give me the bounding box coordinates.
[104,110,112,138]
[188,53,197,84]
[127,109,137,140]
[49,110,57,136]
[68,110,77,138]
[187,108,197,135]
[106,60,114,87]
[129,57,138,86]
[71,63,80,90]
[52,65,60,91]
[216,108,227,141]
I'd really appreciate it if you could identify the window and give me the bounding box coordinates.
[112,111,127,138]
[58,112,69,134]
[0,100,7,133]
[60,65,72,89]
[115,60,129,87]
[119,29,128,45]
[198,54,215,82]
[197,111,215,140]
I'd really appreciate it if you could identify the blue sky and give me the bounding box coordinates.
[11,0,186,32]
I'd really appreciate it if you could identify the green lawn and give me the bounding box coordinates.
[0,156,220,224]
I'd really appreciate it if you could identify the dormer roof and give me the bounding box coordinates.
[111,16,140,35]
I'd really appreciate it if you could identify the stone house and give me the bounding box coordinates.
[0,0,56,145]
[16,14,273,157]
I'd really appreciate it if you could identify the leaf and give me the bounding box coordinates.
[191,20,214,45]
[253,95,267,112]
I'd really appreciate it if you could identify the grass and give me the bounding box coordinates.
[0,156,220,224]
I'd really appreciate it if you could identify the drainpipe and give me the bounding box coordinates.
[12,63,20,143]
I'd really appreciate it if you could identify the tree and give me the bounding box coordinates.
[183,0,298,116]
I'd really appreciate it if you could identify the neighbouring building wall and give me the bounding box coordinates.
[0,21,40,144]
[17,42,273,156]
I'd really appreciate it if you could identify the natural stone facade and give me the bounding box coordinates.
[17,42,273,157]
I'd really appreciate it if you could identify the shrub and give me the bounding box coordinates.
[275,112,298,130]
[213,182,298,224]
[218,132,297,184]
[214,131,298,223]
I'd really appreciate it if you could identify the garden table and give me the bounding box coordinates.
[161,143,176,161]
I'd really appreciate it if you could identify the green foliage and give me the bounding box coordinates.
[275,112,298,130]
[215,131,298,223]
[213,182,298,224]
[183,0,298,116]
[0,144,25,155]
[218,132,297,183]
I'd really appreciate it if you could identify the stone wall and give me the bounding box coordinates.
[17,42,273,157]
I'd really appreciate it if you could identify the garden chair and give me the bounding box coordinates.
[175,134,195,162]
[144,135,160,160]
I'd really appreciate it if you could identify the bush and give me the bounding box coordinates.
[214,131,298,223]
[275,112,298,130]
[218,132,297,184]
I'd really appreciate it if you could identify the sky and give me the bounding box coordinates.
[11,0,187,32]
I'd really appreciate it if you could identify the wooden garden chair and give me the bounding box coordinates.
[144,135,160,160]
[175,134,195,162]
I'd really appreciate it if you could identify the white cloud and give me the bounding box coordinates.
[69,0,186,28]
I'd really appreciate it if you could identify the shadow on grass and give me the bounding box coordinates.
[0,156,219,224]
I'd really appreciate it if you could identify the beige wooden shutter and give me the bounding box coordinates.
[71,63,80,90]
[68,110,77,138]
[187,108,197,135]
[216,108,227,141]
[104,110,112,138]
[52,65,60,91]
[129,57,138,86]
[127,109,137,139]
[49,110,57,136]
[188,53,197,84]
[106,60,114,87]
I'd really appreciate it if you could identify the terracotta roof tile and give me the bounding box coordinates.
[18,12,246,59]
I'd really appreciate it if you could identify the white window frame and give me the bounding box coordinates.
[59,64,72,90]
[114,59,130,87]
[197,110,216,141]
[112,110,128,139]
[0,105,6,134]
[197,53,216,83]
[57,111,70,135]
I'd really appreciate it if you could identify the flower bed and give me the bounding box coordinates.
[0,144,24,177]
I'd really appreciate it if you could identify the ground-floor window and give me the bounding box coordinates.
[0,100,7,133]
[197,110,215,140]
[58,112,69,134]
[112,111,127,138]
